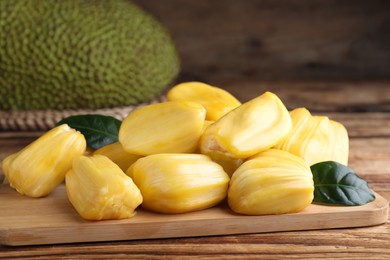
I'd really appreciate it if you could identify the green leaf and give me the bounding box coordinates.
[311,161,375,206]
[56,114,121,149]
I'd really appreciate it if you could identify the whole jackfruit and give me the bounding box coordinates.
[0,0,179,110]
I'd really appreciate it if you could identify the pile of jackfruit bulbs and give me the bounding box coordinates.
[2,82,349,220]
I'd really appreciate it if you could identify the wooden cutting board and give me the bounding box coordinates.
[0,184,388,246]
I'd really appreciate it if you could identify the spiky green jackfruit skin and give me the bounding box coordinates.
[0,0,179,110]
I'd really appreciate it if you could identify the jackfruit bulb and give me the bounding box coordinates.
[0,0,180,110]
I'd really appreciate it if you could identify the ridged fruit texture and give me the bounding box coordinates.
[127,153,229,214]
[2,124,86,197]
[0,0,179,110]
[66,154,143,220]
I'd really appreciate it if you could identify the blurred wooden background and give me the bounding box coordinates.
[1,2,390,257]
[133,0,390,83]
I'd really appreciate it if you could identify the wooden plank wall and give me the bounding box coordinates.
[133,0,390,82]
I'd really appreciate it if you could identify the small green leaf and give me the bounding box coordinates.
[311,161,375,206]
[56,114,121,149]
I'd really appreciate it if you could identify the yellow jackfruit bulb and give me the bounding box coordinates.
[127,153,230,214]
[200,91,292,159]
[167,81,241,121]
[202,120,215,134]
[328,119,349,165]
[199,121,242,176]
[194,120,215,154]
[2,124,86,198]
[275,108,349,166]
[228,149,314,215]
[119,101,206,155]
[93,142,143,172]
[205,151,244,177]
[66,155,143,220]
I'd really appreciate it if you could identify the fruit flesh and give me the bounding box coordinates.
[66,155,143,220]
[2,124,86,197]
[200,92,292,159]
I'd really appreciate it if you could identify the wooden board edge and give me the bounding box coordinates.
[1,192,388,247]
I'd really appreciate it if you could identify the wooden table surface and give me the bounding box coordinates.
[1,81,389,259]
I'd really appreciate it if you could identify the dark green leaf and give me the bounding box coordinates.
[311,161,375,206]
[56,114,121,149]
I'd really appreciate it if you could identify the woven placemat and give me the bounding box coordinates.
[0,95,167,131]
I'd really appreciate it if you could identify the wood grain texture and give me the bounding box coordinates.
[215,81,390,112]
[133,0,390,81]
[0,185,387,246]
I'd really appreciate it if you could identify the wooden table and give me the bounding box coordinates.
[1,81,389,259]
